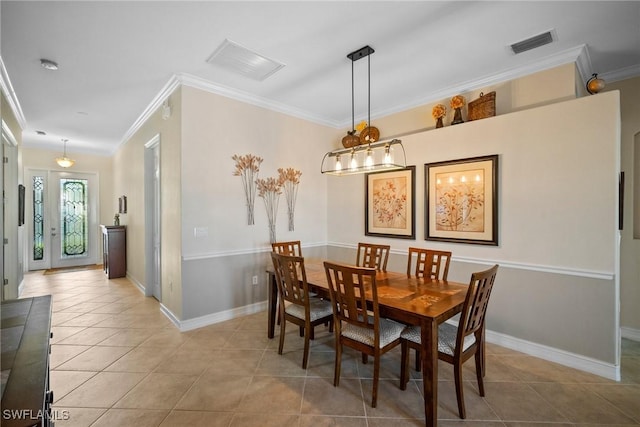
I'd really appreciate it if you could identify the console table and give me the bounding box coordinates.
[1,296,53,426]
[101,225,126,279]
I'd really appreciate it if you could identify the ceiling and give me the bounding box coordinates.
[2,1,639,156]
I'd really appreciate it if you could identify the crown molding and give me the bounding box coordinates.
[600,63,640,84]
[178,73,340,128]
[0,56,27,130]
[117,44,638,149]
[362,45,590,128]
[116,74,182,154]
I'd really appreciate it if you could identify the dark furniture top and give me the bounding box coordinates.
[1,296,53,427]
[266,259,469,427]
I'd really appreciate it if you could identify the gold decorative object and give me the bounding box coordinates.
[359,126,380,144]
[432,104,446,128]
[342,131,360,148]
[450,95,466,125]
[586,73,605,94]
[467,91,496,121]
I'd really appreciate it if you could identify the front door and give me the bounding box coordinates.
[27,169,99,270]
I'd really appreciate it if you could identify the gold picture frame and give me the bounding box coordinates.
[365,166,415,239]
[425,155,498,245]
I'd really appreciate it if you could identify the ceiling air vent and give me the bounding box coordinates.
[206,39,285,81]
[510,31,554,54]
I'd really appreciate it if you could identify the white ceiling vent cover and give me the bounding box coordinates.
[206,39,285,81]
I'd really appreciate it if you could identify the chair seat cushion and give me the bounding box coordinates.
[342,318,404,348]
[285,298,333,322]
[400,323,476,356]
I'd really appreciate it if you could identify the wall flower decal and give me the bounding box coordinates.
[232,154,263,225]
[278,167,302,232]
[257,177,283,243]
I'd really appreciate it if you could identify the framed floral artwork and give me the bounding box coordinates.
[365,166,415,239]
[425,155,498,245]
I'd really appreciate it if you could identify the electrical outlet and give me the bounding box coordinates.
[252,275,258,285]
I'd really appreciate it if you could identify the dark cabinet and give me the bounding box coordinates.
[1,296,53,426]
[101,225,126,279]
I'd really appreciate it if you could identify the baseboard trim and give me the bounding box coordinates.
[621,327,640,342]
[159,301,268,332]
[159,303,182,329]
[126,274,146,295]
[485,328,620,381]
[17,279,25,297]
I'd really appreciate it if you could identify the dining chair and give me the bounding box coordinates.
[323,261,405,408]
[405,247,452,371]
[356,242,390,271]
[399,264,499,419]
[271,240,303,256]
[406,247,451,280]
[270,252,333,369]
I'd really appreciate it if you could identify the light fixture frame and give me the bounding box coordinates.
[322,45,407,176]
[321,139,406,175]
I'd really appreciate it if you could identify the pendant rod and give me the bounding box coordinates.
[351,58,355,132]
[367,53,371,145]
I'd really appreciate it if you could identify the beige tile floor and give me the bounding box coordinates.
[18,268,640,427]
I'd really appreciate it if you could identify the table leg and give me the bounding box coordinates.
[267,271,277,339]
[421,318,438,427]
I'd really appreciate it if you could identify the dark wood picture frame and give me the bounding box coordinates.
[365,166,416,239]
[619,171,624,230]
[118,195,127,214]
[425,155,498,245]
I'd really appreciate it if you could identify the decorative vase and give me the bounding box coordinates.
[342,131,360,148]
[451,107,464,125]
[436,117,444,128]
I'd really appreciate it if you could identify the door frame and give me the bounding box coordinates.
[25,168,99,271]
[144,134,161,300]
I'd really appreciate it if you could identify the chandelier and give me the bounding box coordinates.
[55,139,75,168]
[321,45,406,175]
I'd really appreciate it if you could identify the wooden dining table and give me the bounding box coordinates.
[266,259,469,427]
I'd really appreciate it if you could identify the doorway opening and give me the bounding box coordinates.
[145,135,161,302]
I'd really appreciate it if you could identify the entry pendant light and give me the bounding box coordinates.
[56,139,75,168]
[321,45,406,175]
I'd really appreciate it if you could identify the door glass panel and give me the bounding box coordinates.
[33,176,44,261]
[60,179,88,257]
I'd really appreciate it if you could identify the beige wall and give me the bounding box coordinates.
[21,147,114,226]
[113,87,183,318]
[327,91,620,366]
[178,85,338,320]
[605,76,640,335]
[374,63,577,141]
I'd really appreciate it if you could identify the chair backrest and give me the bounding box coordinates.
[323,261,379,336]
[457,264,499,346]
[356,243,390,271]
[406,247,452,280]
[271,240,303,257]
[270,252,309,309]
